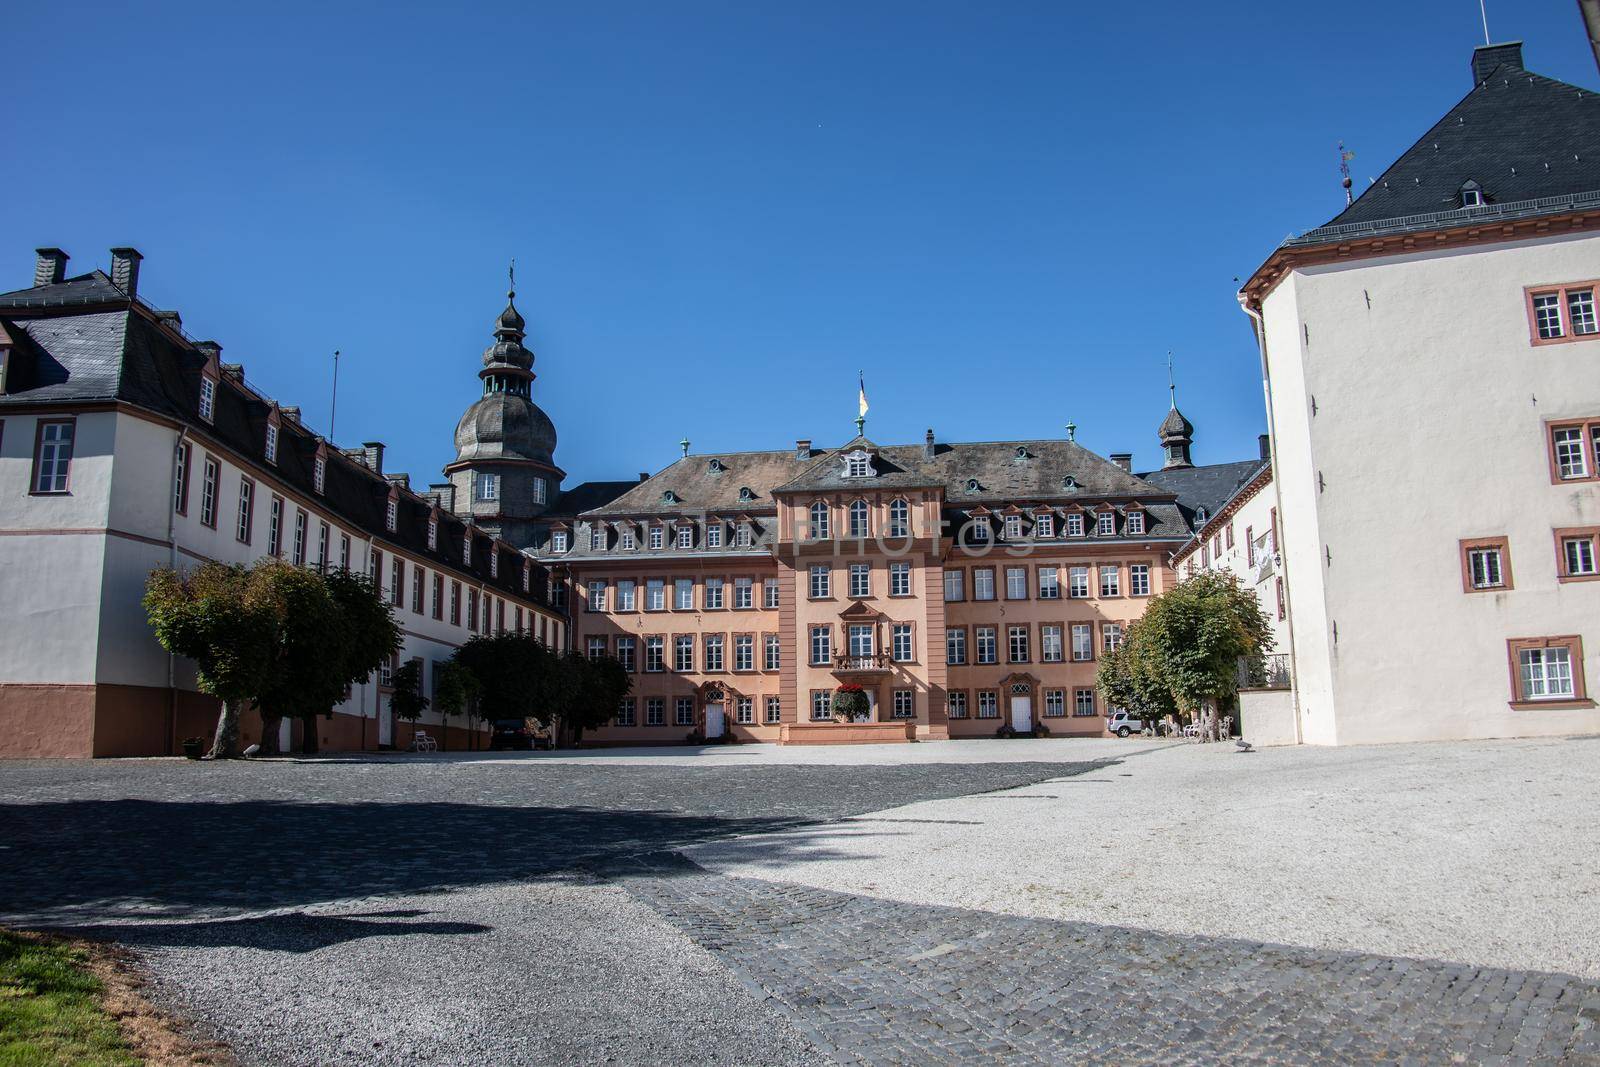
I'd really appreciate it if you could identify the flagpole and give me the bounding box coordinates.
[329,349,341,442]
[856,370,868,436]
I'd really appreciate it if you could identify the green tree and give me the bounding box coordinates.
[389,658,430,725]
[432,659,481,746]
[310,567,402,754]
[1099,571,1272,739]
[143,563,276,759]
[251,560,345,757]
[557,652,631,746]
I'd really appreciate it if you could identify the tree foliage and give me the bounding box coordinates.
[143,563,277,758]
[389,659,430,723]
[447,637,630,748]
[1097,571,1273,733]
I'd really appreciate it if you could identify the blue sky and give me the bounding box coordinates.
[4,2,1595,487]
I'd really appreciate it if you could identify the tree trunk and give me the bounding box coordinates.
[301,716,320,754]
[257,714,283,757]
[208,698,242,759]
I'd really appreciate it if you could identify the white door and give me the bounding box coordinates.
[1011,696,1032,733]
[378,705,392,746]
[705,702,725,739]
[278,717,293,752]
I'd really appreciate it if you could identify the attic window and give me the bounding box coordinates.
[385,497,398,532]
[1195,507,1208,524]
[842,451,873,478]
[428,518,438,550]
[313,455,326,495]
[1062,475,1079,491]
[264,423,278,464]
[965,478,980,493]
[1014,446,1029,460]
[198,376,216,423]
[738,486,754,503]
[1459,181,1485,208]
[707,458,724,474]
[661,490,679,504]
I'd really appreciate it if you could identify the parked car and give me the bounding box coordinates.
[489,718,552,750]
[1105,710,1146,737]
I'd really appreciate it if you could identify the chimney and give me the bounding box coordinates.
[154,310,183,335]
[796,438,811,460]
[363,441,385,475]
[1472,41,1523,85]
[33,248,69,287]
[280,405,301,424]
[428,482,456,512]
[638,471,649,482]
[1109,452,1133,472]
[193,340,222,364]
[386,472,410,490]
[220,363,245,384]
[923,428,936,460]
[109,247,143,298]
[1259,434,1271,461]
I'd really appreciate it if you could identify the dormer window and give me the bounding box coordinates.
[841,449,874,478]
[313,455,326,495]
[1096,511,1115,536]
[199,377,216,423]
[707,458,724,474]
[1127,511,1145,535]
[1066,512,1084,537]
[735,522,753,547]
[264,423,278,464]
[1062,475,1079,491]
[661,490,680,505]
[385,495,398,533]
[590,525,605,551]
[1035,512,1055,538]
[738,486,754,503]
[1194,507,1208,524]
[1004,514,1024,539]
[649,524,664,550]
[968,518,991,543]
[427,518,438,550]
[522,559,531,592]
[1460,181,1485,208]
[551,529,569,553]
[619,525,637,551]
[463,532,473,565]
[706,522,723,548]
[965,478,980,493]
[490,549,499,578]
[675,524,693,549]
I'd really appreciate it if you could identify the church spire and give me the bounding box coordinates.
[1158,352,1194,469]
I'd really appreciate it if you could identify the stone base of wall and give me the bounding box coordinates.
[1239,688,1299,746]
[779,721,915,745]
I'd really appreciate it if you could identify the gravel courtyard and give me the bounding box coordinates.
[3,738,1599,1064]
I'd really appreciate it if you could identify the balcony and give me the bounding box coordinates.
[832,652,890,675]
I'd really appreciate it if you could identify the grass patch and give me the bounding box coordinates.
[0,930,137,1067]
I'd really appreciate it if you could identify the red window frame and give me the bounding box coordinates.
[1524,280,1600,346]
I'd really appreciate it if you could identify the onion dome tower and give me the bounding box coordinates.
[443,267,564,547]
[1159,358,1194,470]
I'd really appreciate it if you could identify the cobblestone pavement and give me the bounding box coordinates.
[621,854,1600,1065]
[5,748,1600,1064]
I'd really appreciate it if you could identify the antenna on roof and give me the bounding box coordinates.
[329,349,341,443]
[1478,0,1491,46]
[1167,351,1177,409]
[1338,142,1356,205]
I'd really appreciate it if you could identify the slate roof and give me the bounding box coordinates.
[544,480,639,520]
[0,287,551,608]
[586,449,808,516]
[1140,460,1266,530]
[1291,43,1600,245]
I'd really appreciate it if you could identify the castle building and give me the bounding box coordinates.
[1239,42,1600,745]
[0,250,567,757]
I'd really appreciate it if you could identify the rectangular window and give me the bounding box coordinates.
[975,626,997,665]
[1005,567,1028,600]
[1044,689,1065,717]
[1071,623,1093,662]
[341,534,351,570]
[707,523,724,549]
[1099,565,1121,597]
[765,696,782,724]
[1129,563,1151,597]
[947,691,968,719]
[1004,514,1023,540]
[313,456,326,495]
[645,636,664,672]
[973,568,995,601]
[848,624,874,659]
[1571,288,1599,335]
[674,578,694,610]
[1008,624,1030,663]
[385,498,398,532]
[849,563,870,597]
[889,561,912,596]
[735,634,753,671]
[734,577,753,608]
[588,636,608,660]
[1096,512,1115,536]
[764,634,781,670]
[648,526,664,550]
[475,473,498,501]
[235,477,254,543]
[588,580,608,612]
[618,579,639,611]
[391,558,404,606]
[616,698,636,727]
[643,579,663,611]
[1460,537,1512,592]
[704,634,724,671]
[1509,638,1588,704]
[704,577,724,609]
[809,565,831,599]
[292,510,307,566]
[433,574,444,619]
[646,698,665,726]
[1126,512,1145,535]
[676,525,693,549]
[1035,513,1055,538]
[551,530,568,553]
[892,623,913,663]
[615,637,636,672]
[199,377,216,422]
[675,697,695,727]
[1068,566,1089,598]
[173,442,190,514]
[675,635,694,672]
[1529,282,1600,343]
[619,526,637,551]
[1556,528,1600,581]
[1548,421,1600,482]
[1037,566,1059,599]
[370,548,382,582]
[411,565,423,613]
[736,524,753,547]
[590,526,606,551]
[809,626,832,666]
[1041,624,1063,663]
[892,690,914,719]
[1074,688,1097,717]
[944,569,965,602]
[764,578,780,608]
[811,691,832,721]
[1102,622,1124,653]
[1066,513,1085,538]
[735,696,753,724]
[199,456,219,527]
[450,580,461,626]
[977,691,998,719]
[946,627,967,665]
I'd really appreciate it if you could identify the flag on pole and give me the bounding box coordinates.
[858,372,869,418]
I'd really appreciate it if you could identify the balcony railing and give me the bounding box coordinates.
[1237,653,1291,691]
[833,652,890,672]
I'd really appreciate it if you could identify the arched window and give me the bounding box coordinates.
[848,500,869,538]
[888,499,909,538]
[809,501,830,540]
